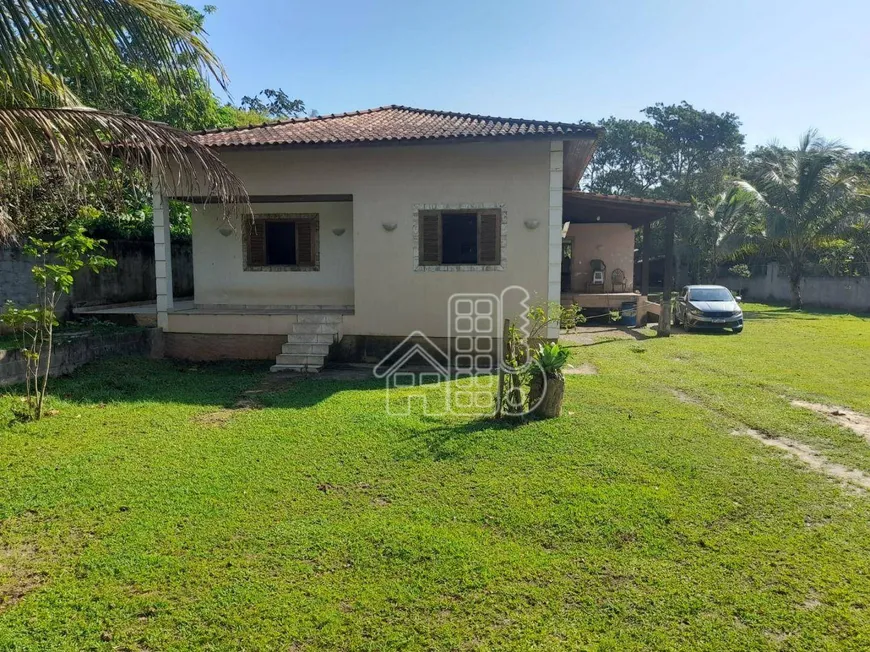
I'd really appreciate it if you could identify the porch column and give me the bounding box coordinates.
[641,221,651,296]
[658,213,675,336]
[152,173,173,330]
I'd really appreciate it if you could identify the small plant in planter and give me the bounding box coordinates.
[499,302,582,418]
[528,342,570,418]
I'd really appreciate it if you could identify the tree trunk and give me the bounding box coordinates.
[711,242,718,284]
[789,272,803,309]
[37,324,53,420]
[532,373,565,419]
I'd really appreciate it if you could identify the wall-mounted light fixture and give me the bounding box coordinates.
[332,227,346,236]
[524,219,540,230]
[382,222,397,232]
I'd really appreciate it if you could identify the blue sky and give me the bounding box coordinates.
[203,0,870,150]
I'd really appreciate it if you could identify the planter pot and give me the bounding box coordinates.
[530,372,565,418]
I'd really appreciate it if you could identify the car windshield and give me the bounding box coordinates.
[689,288,733,302]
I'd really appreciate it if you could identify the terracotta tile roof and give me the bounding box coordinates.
[194,105,600,148]
[565,190,689,209]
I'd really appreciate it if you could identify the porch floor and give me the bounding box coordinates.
[561,292,661,324]
[75,301,353,317]
[561,292,643,309]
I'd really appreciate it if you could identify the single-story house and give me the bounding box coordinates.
[149,106,685,370]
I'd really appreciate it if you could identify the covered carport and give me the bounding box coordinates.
[561,191,688,333]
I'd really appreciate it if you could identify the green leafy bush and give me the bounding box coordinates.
[729,264,752,279]
[533,342,570,376]
[559,303,585,330]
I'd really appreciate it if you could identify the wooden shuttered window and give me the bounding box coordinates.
[296,220,315,267]
[245,214,318,270]
[419,211,442,265]
[477,211,500,265]
[418,209,501,266]
[247,220,266,267]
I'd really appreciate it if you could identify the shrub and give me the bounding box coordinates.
[559,303,584,330]
[0,227,115,420]
[532,342,570,377]
[729,264,751,279]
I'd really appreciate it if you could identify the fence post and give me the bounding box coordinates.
[496,318,509,418]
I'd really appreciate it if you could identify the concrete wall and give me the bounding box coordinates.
[182,141,552,337]
[1,241,193,312]
[193,201,353,307]
[564,223,635,292]
[74,241,193,306]
[0,329,153,386]
[722,262,870,312]
[1,248,70,314]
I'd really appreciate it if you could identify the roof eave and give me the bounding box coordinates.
[563,190,689,229]
[196,131,600,152]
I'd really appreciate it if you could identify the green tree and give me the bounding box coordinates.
[583,117,660,196]
[642,102,745,202]
[4,5,306,243]
[846,216,870,275]
[0,0,247,243]
[240,89,309,122]
[739,131,867,308]
[1,227,115,420]
[691,184,759,281]
[67,6,300,132]
[585,102,745,202]
[584,102,746,283]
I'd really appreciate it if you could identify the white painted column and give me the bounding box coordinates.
[152,173,174,330]
[547,141,564,339]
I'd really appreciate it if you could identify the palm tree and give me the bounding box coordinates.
[738,131,866,308]
[691,183,759,282]
[0,0,247,242]
[846,216,870,276]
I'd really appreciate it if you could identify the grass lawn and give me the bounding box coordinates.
[1,304,869,650]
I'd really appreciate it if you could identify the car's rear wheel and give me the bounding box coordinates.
[673,310,681,327]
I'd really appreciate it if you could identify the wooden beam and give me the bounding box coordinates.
[641,221,651,297]
[658,213,675,336]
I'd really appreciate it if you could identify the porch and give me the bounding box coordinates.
[76,300,352,364]
[560,191,687,324]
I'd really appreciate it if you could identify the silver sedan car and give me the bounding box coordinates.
[673,285,744,333]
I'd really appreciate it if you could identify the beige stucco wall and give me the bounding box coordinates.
[192,201,354,307]
[564,223,636,292]
[184,141,552,337]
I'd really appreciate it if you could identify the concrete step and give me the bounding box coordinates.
[282,342,329,355]
[272,312,341,373]
[297,313,343,324]
[287,332,335,344]
[270,364,321,373]
[289,323,340,335]
[275,353,325,367]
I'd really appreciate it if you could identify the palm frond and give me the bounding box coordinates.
[732,179,767,206]
[0,0,228,107]
[0,106,248,242]
[0,57,82,106]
